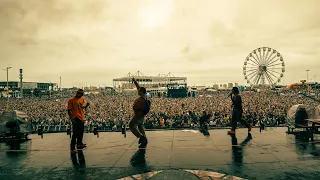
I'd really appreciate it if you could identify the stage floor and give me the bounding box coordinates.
[0,127,320,180]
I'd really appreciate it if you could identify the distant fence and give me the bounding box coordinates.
[33,124,200,133]
[34,125,119,133]
[32,122,285,134]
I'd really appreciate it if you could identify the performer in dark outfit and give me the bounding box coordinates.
[228,87,252,135]
[129,77,150,148]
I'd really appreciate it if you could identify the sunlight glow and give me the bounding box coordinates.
[139,0,174,28]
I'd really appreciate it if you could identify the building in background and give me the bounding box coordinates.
[0,81,57,97]
[212,84,219,89]
[19,82,37,89]
[228,83,233,88]
[84,86,98,91]
[0,81,56,91]
[113,71,187,97]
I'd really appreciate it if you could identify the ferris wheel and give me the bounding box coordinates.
[243,47,285,87]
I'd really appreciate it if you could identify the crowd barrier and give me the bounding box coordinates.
[33,125,197,133]
[33,124,127,133]
[32,121,284,134]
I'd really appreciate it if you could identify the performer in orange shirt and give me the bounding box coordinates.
[68,89,90,153]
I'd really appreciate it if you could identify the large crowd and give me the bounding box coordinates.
[0,90,319,130]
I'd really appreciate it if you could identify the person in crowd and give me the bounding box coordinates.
[1,88,319,132]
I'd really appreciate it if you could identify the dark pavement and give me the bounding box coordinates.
[0,127,320,180]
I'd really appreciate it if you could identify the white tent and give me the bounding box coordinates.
[286,104,319,125]
[15,110,29,121]
[0,111,30,134]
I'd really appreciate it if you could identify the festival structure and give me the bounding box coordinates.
[243,47,285,88]
[112,71,187,97]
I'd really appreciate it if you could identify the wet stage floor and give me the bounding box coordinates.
[0,127,320,180]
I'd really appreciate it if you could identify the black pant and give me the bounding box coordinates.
[70,118,84,150]
[231,110,249,131]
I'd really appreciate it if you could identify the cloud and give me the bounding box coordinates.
[0,0,319,86]
[0,0,109,47]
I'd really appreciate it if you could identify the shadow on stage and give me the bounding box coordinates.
[70,150,86,169]
[293,133,320,157]
[231,133,252,166]
[5,141,31,159]
[200,127,210,137]
[130,144,152,172]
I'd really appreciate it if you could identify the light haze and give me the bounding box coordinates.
[0,0,319,87]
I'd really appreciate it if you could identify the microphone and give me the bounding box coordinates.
[227,92,232,98]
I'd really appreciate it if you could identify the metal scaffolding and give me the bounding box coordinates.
[112,71,187,95]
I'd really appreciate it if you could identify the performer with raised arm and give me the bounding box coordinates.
[130,77,151,148]
[228,87,252,135]
[68,89,90,153]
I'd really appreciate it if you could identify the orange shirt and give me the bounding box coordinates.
[67,97,85,120]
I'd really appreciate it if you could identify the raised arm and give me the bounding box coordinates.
[132,77,140,91]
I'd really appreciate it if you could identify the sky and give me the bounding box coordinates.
[0,0,319,87]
